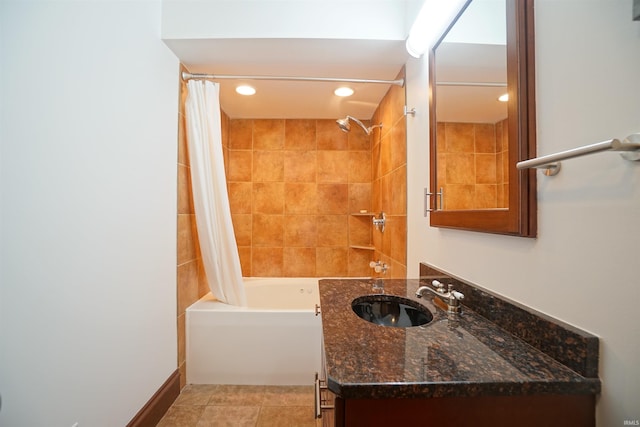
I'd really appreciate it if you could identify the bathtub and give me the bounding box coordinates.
[186,277,322,385]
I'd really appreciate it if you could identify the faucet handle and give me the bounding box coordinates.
[432,280,444,291]
[451,291,465,300]
[445,284,464,300]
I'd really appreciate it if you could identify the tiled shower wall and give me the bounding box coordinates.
[370,70,407,279]
[435,119,509,210]
[225,70,407,279]
[226,119,374,277]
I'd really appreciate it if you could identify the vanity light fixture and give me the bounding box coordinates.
[235,85,256,96]
[498,93,509,102]
[406,0,469,58]
[334,87,354,97]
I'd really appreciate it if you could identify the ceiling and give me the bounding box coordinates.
[162,0,507,122]
[166,37,411,120]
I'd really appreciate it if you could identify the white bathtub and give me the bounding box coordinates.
[186,277,322,385]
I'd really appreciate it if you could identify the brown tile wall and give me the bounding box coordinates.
[227,119,374,277]
[370,69,407,279]
[435,118,509,210]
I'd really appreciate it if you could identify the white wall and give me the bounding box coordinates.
[0,1,179,426]
[161,0,411,40]
[407,0,640,424]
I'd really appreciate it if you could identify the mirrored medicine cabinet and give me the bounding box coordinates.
[428,0,537,237]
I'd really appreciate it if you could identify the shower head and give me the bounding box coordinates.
[336,117,351,132]
[336,115,382,135]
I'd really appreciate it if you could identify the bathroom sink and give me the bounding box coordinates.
[351,295,433,328]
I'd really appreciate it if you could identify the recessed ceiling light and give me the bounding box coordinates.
[334,87,354,97]
[236,85,256,96]
[498,93,509,102]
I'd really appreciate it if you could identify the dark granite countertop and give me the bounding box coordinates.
[319,278,601,400]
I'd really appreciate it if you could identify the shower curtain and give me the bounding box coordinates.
[184,80,246,307]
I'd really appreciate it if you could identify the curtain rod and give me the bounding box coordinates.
[436,81,507,87]
[181,71,405,87]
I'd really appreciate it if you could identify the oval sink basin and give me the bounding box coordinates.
[351,295,433,327]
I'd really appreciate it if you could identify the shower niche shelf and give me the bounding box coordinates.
[349,212,376,251]
[350,245,375,251]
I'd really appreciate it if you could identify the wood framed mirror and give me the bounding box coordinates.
[428,0,537,237]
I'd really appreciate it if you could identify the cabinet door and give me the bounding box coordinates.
[340,395,595,427]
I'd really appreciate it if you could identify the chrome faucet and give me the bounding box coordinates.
[416,280,465,314]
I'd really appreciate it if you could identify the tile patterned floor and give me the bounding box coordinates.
[157,384,319,427]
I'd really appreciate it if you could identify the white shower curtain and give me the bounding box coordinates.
[184,80,246,307]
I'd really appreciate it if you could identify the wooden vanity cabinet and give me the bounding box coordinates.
[332,394,595,427]
[319,277,600,427]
